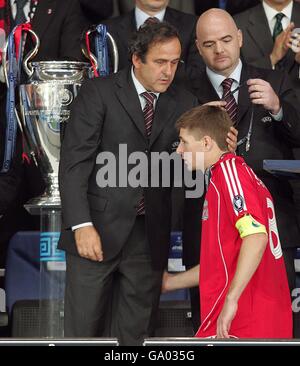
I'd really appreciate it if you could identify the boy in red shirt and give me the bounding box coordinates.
[163,105,292,338]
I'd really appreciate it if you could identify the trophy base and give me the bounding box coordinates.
[24,196,61,215]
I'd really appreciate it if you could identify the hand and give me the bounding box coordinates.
[203,100,227,111]
[295,51,300,64]
[74,225,103,261]
[270,22,295,66]
[217,296,238,338]
[247,78,281,114]
[227,126,238,153]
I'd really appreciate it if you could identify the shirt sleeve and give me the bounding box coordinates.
[218,158,267,238]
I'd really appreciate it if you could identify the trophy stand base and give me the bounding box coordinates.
[24,196,61,215]
[39,207,65,338]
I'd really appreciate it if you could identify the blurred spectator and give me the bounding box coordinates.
[194,0,260,16]
[103,0,204,84]
[234,0,300,101]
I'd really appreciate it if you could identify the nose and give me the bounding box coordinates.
[214,41,224,54]
[163,62,172,76]
[176,142,184,155]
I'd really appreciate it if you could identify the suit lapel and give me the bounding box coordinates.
[246,5,274,57]
[115,69,147,141]
[118,10,136,41]
[191,71,220,104]
[236,66,251,125]
[149,90,176,148]
[31,0,57,42]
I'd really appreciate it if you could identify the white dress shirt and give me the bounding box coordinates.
[262,0,293,35]
[135,6,165,29]
[206,59,242,103]
[10,0,31,22]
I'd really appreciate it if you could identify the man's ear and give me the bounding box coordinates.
[195,39,202,56]
[132,54,141,69]
[202,136,213,151]
[237,29,243,48]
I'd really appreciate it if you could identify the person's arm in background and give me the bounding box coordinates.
[162,265,199,293]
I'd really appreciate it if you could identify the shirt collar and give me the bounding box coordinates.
[206,59,243,94]
[135,6,166,29]
[131,67,160,99]
[262,0,293,23]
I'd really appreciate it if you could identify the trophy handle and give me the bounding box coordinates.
[2,27,40,84]
[23,29,40,77]
[82,27,119,74]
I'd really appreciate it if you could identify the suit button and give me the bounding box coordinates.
[145,149,149,153]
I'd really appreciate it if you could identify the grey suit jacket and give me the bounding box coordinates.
[234,2,300,101]
[58,68,197,269]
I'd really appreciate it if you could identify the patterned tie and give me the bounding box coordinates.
[221,78,238,125]
[136,92,157,215]
[144,16,160,25]
[273,13,284,41]
[15,0,28,25]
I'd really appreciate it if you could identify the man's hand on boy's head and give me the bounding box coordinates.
[227,127,238,153]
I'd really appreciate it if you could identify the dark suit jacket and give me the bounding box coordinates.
[79,0,113,24]
[2,0,86,62]
[194,0,260,16]
[183,64,300,266]
[58,68,198,270]
[103,7,204,83]
[234,2,300,101]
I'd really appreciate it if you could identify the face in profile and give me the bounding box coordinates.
[196,10,243,76]
[177,128,206,171]
[132,37,181,93]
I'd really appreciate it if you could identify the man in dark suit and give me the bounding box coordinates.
[58,22,198,346]
[103,0,204,83]
[194,0,260,16]
[234,0,300,102]
[184,8,300,337]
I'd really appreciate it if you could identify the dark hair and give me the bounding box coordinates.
[176,105,233,151]
[129,21,181,63]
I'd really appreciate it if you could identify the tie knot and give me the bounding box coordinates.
[275,12,285,22]
[221,78,234,93]
[144,17,160,25]
[141,92,156,105]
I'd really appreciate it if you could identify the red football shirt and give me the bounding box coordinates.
[195,153,292,338]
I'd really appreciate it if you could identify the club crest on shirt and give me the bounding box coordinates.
[233,195,244,212]
[202,199,209,220]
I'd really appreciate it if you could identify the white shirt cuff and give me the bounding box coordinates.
[72,222,93,231]
[269,107,283,121]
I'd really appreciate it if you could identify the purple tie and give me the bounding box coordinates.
[136,92,157,215]
[221,78,238,125]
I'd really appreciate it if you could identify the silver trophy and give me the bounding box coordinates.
[3,26,118,213]
[20,59,91,212]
